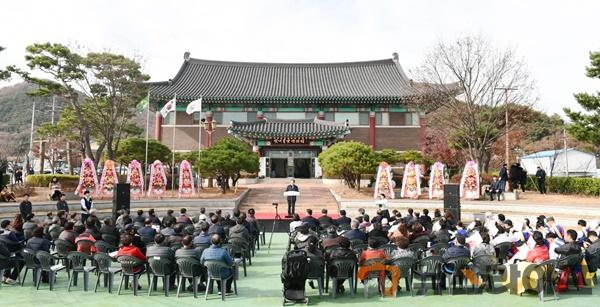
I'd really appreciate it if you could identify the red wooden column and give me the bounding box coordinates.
[419,113,427,152]
[369,111,376,149]
[205,111,213,147]
[155,112,162,141]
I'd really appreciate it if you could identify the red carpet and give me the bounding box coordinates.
[254,212,340,220]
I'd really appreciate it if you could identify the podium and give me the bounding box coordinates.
[283,191,300,197]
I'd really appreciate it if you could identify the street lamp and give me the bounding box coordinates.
[201,118,217,147]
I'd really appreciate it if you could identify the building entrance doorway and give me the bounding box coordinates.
[265,149,318,178]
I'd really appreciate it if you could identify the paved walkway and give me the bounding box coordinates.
[239,179,339,215]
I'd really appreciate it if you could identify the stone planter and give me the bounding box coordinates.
[237,178,258,185]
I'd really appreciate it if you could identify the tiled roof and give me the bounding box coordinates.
[227,118,351,139]
[148,55,427,104]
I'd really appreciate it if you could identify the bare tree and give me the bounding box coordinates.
[417,36,536,173]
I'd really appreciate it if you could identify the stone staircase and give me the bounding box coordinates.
[239,179,339,215]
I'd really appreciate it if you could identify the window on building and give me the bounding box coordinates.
[163,111,176,125]
[213,111,223,124]
[378,112,389,126]
[359,112,369,125]
[405,112,420,126]
[221,112,247,124]
[275,112,306,120]
[334,112,360,125]
[247,111,257,122]
[324,112,334,121]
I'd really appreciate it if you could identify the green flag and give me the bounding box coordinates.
[136,94,149,113]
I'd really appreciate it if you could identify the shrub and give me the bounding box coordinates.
[525,176,600,196]
[25,174,80,187]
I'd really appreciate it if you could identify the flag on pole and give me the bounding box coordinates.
[185,97,202,115]
[160,96,177,118]
[136,94,149,113]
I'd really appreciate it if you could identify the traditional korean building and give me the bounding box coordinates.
[148,52,440,178]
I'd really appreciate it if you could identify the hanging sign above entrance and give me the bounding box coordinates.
[269,137,309,145]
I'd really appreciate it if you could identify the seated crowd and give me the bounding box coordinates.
[288,207,600,296]
[0,207,262,297]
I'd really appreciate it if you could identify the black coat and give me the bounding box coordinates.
[286,184,299,200]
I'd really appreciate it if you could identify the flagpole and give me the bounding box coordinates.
[144,92,150,189]
[171,93,177,195]
[197,97,203,189]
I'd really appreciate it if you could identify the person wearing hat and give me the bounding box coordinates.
[80,190,93,224]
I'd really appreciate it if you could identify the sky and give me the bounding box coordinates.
[1,0,599,116]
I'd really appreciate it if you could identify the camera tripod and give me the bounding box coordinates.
[267,202,281,253]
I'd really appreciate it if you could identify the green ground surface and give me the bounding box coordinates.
[1,233,597,306]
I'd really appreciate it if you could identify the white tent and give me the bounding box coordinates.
[520,148,597,177]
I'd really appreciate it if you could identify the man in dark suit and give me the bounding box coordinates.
[286,179,299,216]
[486,176,502,201]
[301,209,320,230]
[336,210,351,227]
[318,209,335,228]
[535,166,547,194]
[342,220,366,242]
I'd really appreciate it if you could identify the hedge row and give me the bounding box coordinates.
[25,174,80,187]
[525,176,600,196]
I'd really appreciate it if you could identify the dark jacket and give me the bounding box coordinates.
[555,241,581,257]
[56,200,69,212]
[336,216,351,226]
[443,245,470,261]
[26,236,50,252]
[175,247,203,261]
[228,224,251,243]
[100,224,119,238]
[162,215,176,228]
[499,166,508,181]
[138,226,157,239]
[146,245,175,261]
[343,229,366,241]
[208,224,226,239]
[19,201,32,217]
[318,215,335,228]
[535,169,546,181]
[301,216,320,229]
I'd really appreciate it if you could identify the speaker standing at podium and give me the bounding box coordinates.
[285,179,299,216]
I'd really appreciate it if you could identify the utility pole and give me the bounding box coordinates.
[563,127,569,177]
[495,86,518,191]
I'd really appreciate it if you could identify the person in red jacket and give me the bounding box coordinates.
[116,234,146,272]
[526,231,549,263]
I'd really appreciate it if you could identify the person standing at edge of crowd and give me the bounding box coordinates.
[80,190,94,223]
[499,163,508,194]
[535,166,547,194]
